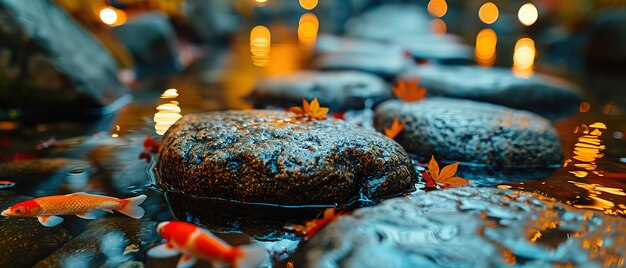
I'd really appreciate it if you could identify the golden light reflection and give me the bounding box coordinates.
[579,101,591,113]
[475,28,497,66]
[430,18,447,35]
[512,37,536,78]
[427,0,448,18]
[250,25,271,66]
[299,0,318,10]
[255,0,268,7]
[298,13,319,50]
[518,3,538,26]
[570,181,625,215]
[478,2,499,24]
[99,6,127,26]
[567,122,607,178]
[154,89,182,135]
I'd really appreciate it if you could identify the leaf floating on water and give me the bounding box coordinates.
[287,208,346,240]
[393,78,427,102]
[384,118,405,139]
[288,97,329,120]
[0,180,15,189]
[422,156,469,189]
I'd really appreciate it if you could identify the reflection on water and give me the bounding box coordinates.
[478,2,499,25]
[250,25,271,67]
[154,89,182,135]
[570,181,625,215]
[298,13,319,50]
[427,0,447,18]
[518,3,538,26]
[512,37,536,78]
[475,28,497,66]
[566,121,606,178]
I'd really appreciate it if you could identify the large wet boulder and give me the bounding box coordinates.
[400,65,583,116]
[250,70,391,111]
[156,110,418,206]
[294,188,626,268]
[374,98,563,167]
[0,192,71,267]
[345,4,432,41]
[34,219,160,268]
[0,0,129,117]
[113,12,181,78]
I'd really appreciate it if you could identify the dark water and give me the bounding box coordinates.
[0,18,625,266]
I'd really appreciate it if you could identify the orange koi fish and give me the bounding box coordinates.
[1,192,146,227]
[148,221,267,268]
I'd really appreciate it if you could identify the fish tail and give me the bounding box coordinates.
[232,244,266,268]
[117,195,147,219]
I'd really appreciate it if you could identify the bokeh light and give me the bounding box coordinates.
[478,2,499,24]
[427,0,448,18]
[298,13,319,50]
[512,37,536,77]
[99,6,127,26]
[518,3,538,26]
[475,28,497,66]
[299,0,318,10]
[430,18,447,34]
[250,25,271,66]
[255,0,268,7]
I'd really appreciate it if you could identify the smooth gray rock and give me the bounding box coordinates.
[314,52,410,79]
[400,65,583,116]
[156,110,418,206]
[0,0,128,115]
[294,188,626,268]
[251,70,392,111]
[390,34,473,63]
[374,98,563,167]
[34,219,160,268]
[0,192,71,268]
[346,4,432,41]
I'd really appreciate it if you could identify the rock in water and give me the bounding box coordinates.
[0,158,92,196]
[345,5,432,41]
[0,192,71,267]
[0,0,128,116]
[156,110,418,206]
[401,65,583,116]
[374,98,562,167]
[34,219,160,268]
[250,71,391,111]
[293,188,626,268]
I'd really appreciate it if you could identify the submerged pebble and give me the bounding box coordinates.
[293,188,626,268]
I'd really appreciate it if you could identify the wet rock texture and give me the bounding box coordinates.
[35,219,160,268]
[0,0,128,114]
[157,110,418,205]
[251,71,391,111]
[294,188,626,268]
[401,65,583,116]
[0,192,71,268]
[374,98,563,167]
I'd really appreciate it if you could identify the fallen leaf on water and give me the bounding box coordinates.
[287,208,346,240]
[422,156,470,189]
[139,135,161,163]
[288,98,329,120]
[393,78,427,102]
[384,118,405,139]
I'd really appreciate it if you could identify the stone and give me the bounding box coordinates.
[34,219,161,268]
[0,192,71,267]
[185,0,240,43]
[390,34,473,63]
[250,70,392,111]
[374,98,563,167]
[345,4,432,41]
[113,12,181,78]
[156,110,418,206]
[0,158,92,196]
[293,188,626,268]
[0,0,129,116]
[400,65,583,116]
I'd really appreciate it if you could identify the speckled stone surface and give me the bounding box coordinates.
[374,98,563,167]
[293,188,626,268]
[156,110,418,205]
[251,70,392,111]
[400,65,583,116]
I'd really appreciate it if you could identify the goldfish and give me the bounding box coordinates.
[139,135,161,163]
[288,208,346,240]
[148,221,267,268]
[1,192,146,227]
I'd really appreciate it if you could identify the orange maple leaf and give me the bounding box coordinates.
[287,208,345,239]
[393,78,427,102]
[288,97,329,120]
[384,118,405,139]
[422,156,469,189]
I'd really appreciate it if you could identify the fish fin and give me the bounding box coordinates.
[66,192,108,197]
[75,211,99,219]
[38,216,64,227]
[116,195,147,219]
[147,243,180,258]
[177,255,196,268]
[233,244,267,268]
[103,209,114,213]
